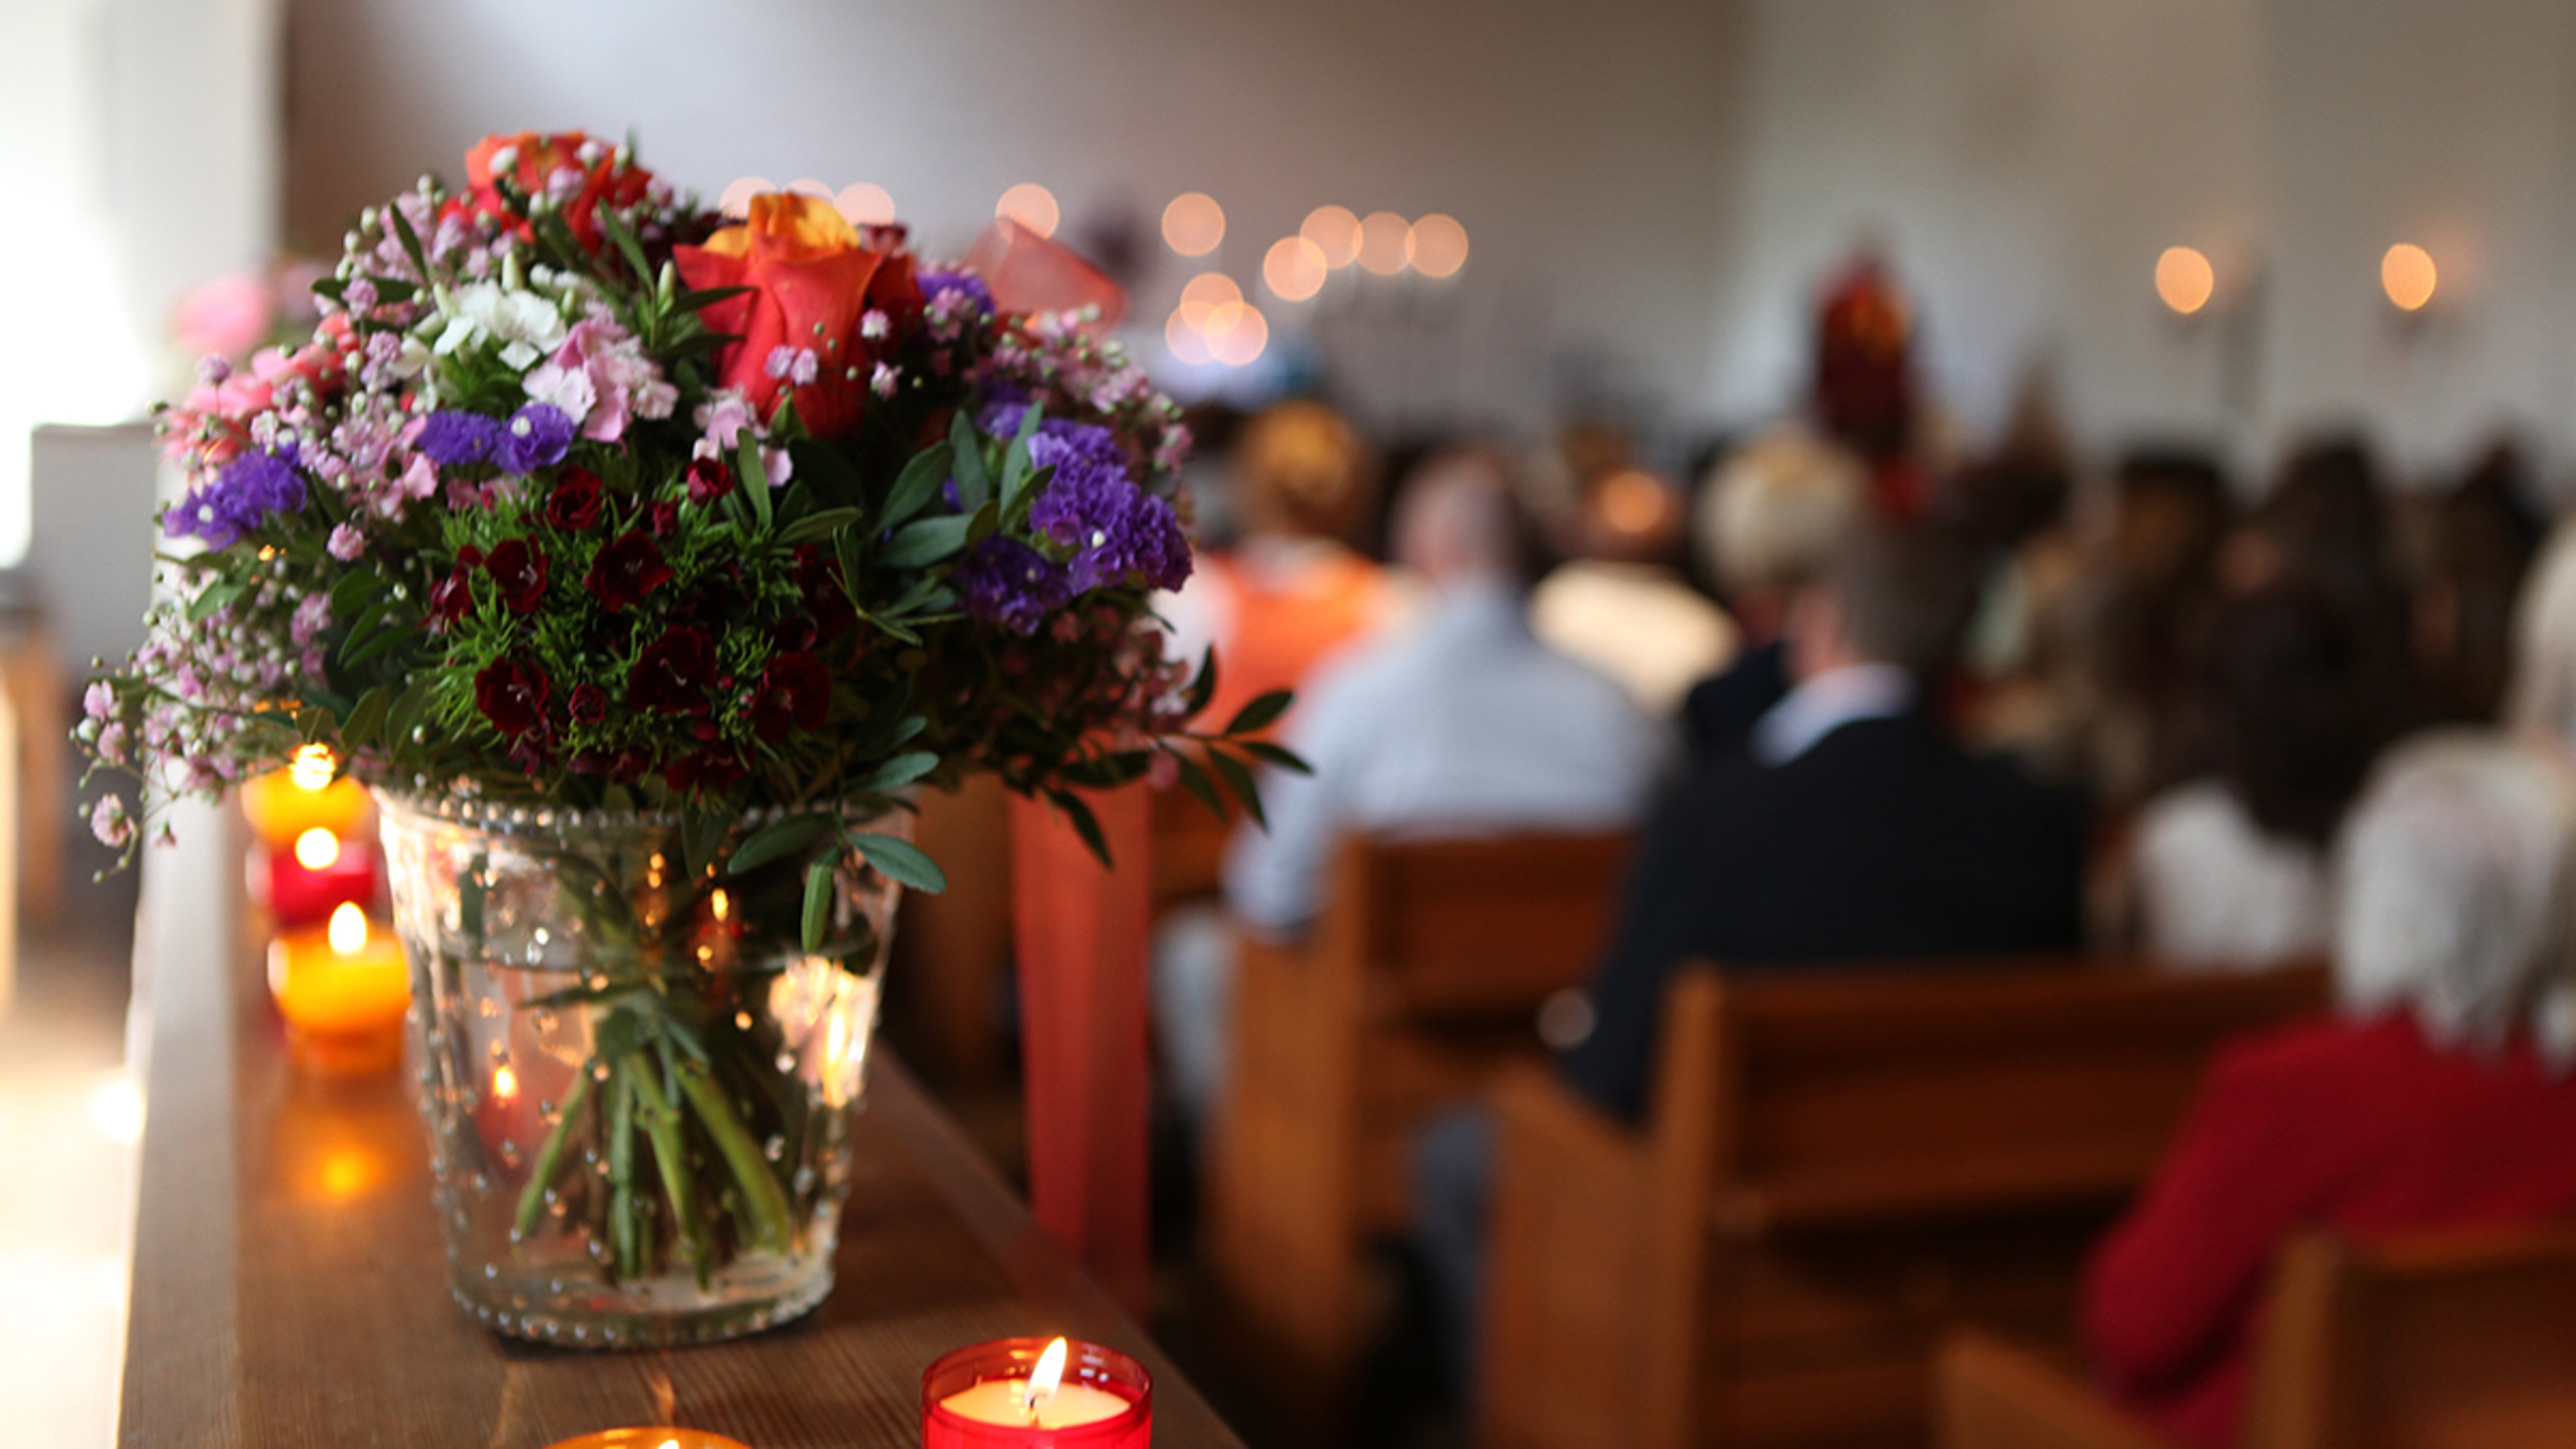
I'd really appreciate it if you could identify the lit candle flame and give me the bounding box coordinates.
[492,1063,519,1102]
[287,743,337,792]
[293,827,341,869]
[327,902,369,955]
[1023,1336,1069,1418]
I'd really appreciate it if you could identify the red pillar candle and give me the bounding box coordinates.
[923,1337,1151,1449]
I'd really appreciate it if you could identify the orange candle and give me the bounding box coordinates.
[267,902,410,1073]
[240,745,370,851]
[541,1433,755,1449]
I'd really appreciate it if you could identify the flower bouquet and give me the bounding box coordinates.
[78,129,1287,1344]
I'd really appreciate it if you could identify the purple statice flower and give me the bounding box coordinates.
[920,269,994,317]
[417,411,502,466]
[1026,423,1192,594]
[955,536,1073,636]
[497,403,576,473]
[164,448,307,550]
[973,383,1036,440]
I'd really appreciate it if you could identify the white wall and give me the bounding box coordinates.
[283,0,1743,441]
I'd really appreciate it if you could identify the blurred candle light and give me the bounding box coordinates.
[996,183,1061,239]
[241,745,368,851]
[541,1433,755,1449]
[293,827,340,870]
[835,182,896,225]
[2155,246,2216,316]
[1408,213,1470,279]
[1357,211,1413,275]
[1161,193,1226,256]
[1178,272,1244,328]
[1264,237,1328,301]
[716,176,771,219]
[1164,308,1216,366]
[268,902,410,1074]
[1207,303,1269,367]
[1302,205,1364,268]
[2383,243,2438,312]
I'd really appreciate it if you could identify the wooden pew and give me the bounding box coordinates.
[1203,830,1632,1401]
[1937,1222,2576,1449]
[1481,959,2331,1449]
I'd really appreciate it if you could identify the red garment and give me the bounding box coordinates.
[2084,1012,2576,1448]
[1193,549,1391,734]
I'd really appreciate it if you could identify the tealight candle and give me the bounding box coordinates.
[267,902,411,1073]
[922,1336,1152,1448]
[260,829,383,927]
[540,1432,755,1449]
[239,745,370,851]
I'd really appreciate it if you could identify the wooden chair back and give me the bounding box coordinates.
[2244,1224,2576,1449]
[1316,830,1633,1017]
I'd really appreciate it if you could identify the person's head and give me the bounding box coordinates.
[2110,446,2231,585]
[1945,451,2070,559]
[1572,466,1689,566]
[1788,523,1981,686]
[1693,425,1868,634]
[1234,399,1374,544]
[2337,733,2576,1066]
[2227,434,2392,598]
[2198,582,2392,847]
[1389,445,1530,590]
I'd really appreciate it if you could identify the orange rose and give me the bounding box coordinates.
[673,193,921,439]
[453,130,655,253]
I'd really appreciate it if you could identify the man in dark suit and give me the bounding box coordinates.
[1411,523,2087,1389]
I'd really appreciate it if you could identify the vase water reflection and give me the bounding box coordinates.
[375,790,906,1347]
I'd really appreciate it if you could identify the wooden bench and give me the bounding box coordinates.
[1937,1222,2576,1449]
[1203,830,1632,1399]
[1481,959,2331,1449]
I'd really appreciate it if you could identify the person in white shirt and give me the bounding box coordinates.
[1154,445,1664,1122]
[1529,466,1737,720]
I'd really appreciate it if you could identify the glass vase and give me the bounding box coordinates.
[374,790,907,1348]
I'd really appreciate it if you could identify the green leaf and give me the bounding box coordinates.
[340,687,392,749]
[853,750,939,793]
[737,437,773,533]
[834,527,865,609]
[881,442,953,529]
[189,578,246,624]
[1240,739,1313,774]
[1210,749,1268,829]
[1051,792,1113,867]
[948,410,991,512]
[681,804,731,880]
[880,513,973,568]
[1185,646,1220,718]
[1173,751,1227,818]
[384,201,432,282]
[728,813,833,876]
[775,506,861,545]
[673,284,753,314]
[800,855,836,953]
[328,569,386,620]
[846,830,947,894]
[298,704,341,746]
[1224,689,1294,737]
[598,210,654,290]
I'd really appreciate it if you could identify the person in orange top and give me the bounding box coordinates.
[1159,400,1397,733]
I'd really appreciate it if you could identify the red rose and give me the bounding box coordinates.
[455,131,656,253]
[749,650,830,741]
[685,457,736,506]
[584,531,674,612]
[566,683,608,724]
[672,194,916,439]
[484,539,548,613]
[628,625,714,714]
[474,657,551,739]
[545,468,604,530]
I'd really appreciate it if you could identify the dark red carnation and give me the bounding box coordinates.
[566,683,608,724]
[474,657,551,739]
[662,743,749,794]
[545,467,604,530]
[685,458,736,506]
[644,499,680,537]
[627,625,714,714]
[793,545,857,643]
[428,564,477,627]
[749,650,830,741]
[484,538,548,613]
[585,531,674,611]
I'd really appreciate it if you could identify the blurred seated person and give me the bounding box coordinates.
[1154,447,1662,1122]
[2129,582,2392,969]
[1159,398,1396,733]
[2219,435,2418,723]
[1678,425,1868,765]
[2410,441,2540,724]
[2086,732,2576,1449]
[1529,464,1738,718]
[1410,525,2086,1391]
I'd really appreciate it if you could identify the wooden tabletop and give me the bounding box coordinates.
[117,833,1244,1448]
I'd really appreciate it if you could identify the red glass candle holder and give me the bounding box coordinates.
[260,835,383,927]
[922,1338,1152,1449]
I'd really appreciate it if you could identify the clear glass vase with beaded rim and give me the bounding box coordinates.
[374,787,908,1348]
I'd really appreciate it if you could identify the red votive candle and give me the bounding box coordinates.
[260,830,382,926]
[922,1337,1152,1449]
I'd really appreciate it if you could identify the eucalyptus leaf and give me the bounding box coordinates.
[881,442,953,529]
[800,855,835,952]
[1173,751,1228,818]
[853,750,938,793]
[880,513,973,569]
[728,813,833,876]
[1210,749,1268,829]
[846,830,947,894]
[947,409,991,512]
[775,507,861,545]
[1224,689,1294,737]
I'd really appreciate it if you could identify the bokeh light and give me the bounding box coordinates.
[1409,213,1470,278]
[1302,205,1364,268]
[1264,237,1329,301]
[997,182,1061,238]
[1358,211,1413,275]
[1165,307,1215,366]
[2383,244,2438,312]
[835,183,896,225]
[2155,246,2215,315]
[293,827,341,870]
[718,176,771,219]
[1207,302,1269,366]
[784,176,834,199]
[1179,272,1244,328]
[1162,193,1226,256]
